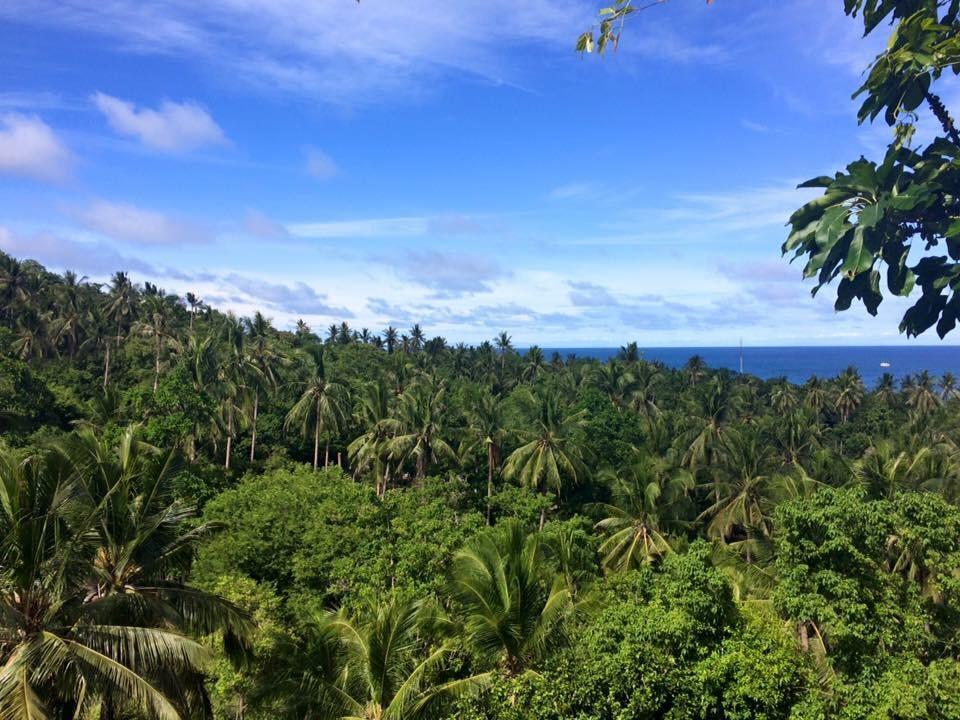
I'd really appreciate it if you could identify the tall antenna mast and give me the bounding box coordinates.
[739,337,743,375]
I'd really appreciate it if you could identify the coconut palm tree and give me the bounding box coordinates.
[617,341,641,364]
[834,367,864,423]
[449,520,574,675]
[593,359,637,408]
[409,324,426,352]
[770,380,798,414]
[53,270,91,358]
[906,370,940,420]
[522,345,547,382]
[389,377,456,482]
[0,433,248,719]
[286,349,349,470]
[384,326,399,354]
[592,454,693,571]
[289,598,490,720]
[348,379,399,495]
[803,376,829,418]
[874,372,899,407]
[941,372,960,402]
[853,441,935,500]
[244,312,285,462]
[465,388,511,523]
[680,375,737,483]
[685,355,708,388]
[105,271,137,350]
[698,429,777,557]
[134,293,180,392]
[629,362,663,420]
[503,387,588,528]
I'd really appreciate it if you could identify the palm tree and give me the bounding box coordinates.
[941,372,960,402]
[698,429,777,552]
[134,293,180,392]
[522,345,547,382]
[244,312,284,462]
[629,362,663,420]
[494,331,512,373]
[384,326,399,354]
[770,381,798,414]
[348,379,399,495]
[290,598,490,720]
[105,271,137,350]
[409,324,426,352]
[503,388,588,528]
[834,367,864,423]
[617,341,640,364]
[593,359,637,408]
[185,291,201,331]
[285,349,349,470]
[389,377,456,482]
[465,388,510,523]
[592,454,693,571]
[217,316,255,470]
[53,270,91,358]
[680,375,737,483]
[685,355,708,388]
[906,370,940,419]
[874,372,899,407]
[449,520,574,675]
[853,441,935,499]
[803,376,829,418]
[0,433,248,719]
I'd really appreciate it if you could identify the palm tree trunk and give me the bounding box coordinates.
[249,388,259,462]
[798,621,809,652]
[102,342,111,388]
[225,406,234,470]
[324,441,330,468]
[487,444,495,525]
[153,335,161,392]
[314,399,321,470]
[539,506,547,531]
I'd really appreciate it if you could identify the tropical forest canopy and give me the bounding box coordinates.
[4,1,960,719]
[2,248,960,719]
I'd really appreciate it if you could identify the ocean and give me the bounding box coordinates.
[537,346,960,387]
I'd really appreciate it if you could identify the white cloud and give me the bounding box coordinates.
[91,92,227,152]
[76,200,211,245]
[243,209,289,239]
[287,216,429,239]
[548,182,594,200]
[0,113,72,182]
[304,146,337,180]
[4,0,592,103]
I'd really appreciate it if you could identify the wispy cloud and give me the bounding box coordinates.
[243,209,289,239]
[76,200,212,246]
[0,113,72,182]
[225,273,353,317]
[548,182,594,201]
[287,216,429,239]
[5,0,591,103]
[92,93,228,152]
[392,249,507,298]
[304,146,338,180]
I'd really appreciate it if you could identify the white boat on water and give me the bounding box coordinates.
[880,361,891,368]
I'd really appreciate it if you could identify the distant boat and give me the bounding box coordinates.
[880,361,891,368]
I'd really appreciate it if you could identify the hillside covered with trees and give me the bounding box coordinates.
[2,249,960,719]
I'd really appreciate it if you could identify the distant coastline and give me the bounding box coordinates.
[529,346,960,386]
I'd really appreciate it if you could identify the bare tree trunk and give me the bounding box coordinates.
[798,621,809,652]
[539,506,547,531]
[249,388,259,462]
[325,441,330,468]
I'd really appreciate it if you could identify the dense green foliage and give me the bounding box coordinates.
[3,249,960,718]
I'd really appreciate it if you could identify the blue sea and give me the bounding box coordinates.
[538,346,960,387]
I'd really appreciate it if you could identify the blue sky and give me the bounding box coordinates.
[0,0,947,346]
